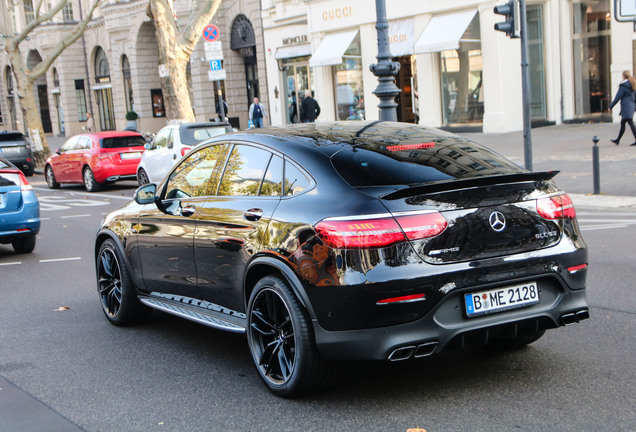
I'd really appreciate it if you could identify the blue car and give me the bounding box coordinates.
[0,157,40,253]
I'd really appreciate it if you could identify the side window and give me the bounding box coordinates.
[153,129,171,149]
[61,136,79,152]
[165,144,229,198]
[167,129,175,148]
[260,155,283,196]
[79,137,92,150]
[218,145,273,196]
[284,161,311,196]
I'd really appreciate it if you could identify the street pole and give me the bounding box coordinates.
[369,0,400,122]
[519,0,533,171]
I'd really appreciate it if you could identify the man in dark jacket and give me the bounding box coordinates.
[300,90,320,122]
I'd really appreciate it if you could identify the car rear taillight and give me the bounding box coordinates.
[18,171,32,191]
[537,194,576,220]
[181,147,192,157]
[315,212,447,249]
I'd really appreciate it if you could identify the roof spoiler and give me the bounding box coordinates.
[380,171,560,200]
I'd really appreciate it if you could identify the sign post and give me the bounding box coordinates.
[203,26,226,121]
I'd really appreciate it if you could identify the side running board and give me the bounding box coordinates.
[139,295,246,333]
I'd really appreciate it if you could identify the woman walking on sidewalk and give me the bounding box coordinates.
[610,70,636,146]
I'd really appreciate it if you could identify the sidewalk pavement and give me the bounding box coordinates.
[40,122,636,210]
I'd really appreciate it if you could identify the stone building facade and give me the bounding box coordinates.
[0,0,268,137]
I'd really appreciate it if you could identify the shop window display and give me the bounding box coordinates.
[335,35,365,120]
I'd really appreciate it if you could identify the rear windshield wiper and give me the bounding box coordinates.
[380,171,559,200]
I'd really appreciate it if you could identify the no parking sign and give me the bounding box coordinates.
[203,24,220,41]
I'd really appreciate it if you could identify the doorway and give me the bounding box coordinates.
[284,61,311,123]
[393,56,416,123]
[37,85,52,133]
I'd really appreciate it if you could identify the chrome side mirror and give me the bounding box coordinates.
[134,183,157,205]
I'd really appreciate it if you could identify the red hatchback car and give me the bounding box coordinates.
[45,131,147,192]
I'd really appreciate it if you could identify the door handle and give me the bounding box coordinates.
[173,154,177,160]
[180,205,196,217]
[244,208,263,221]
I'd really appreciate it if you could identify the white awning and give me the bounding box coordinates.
[309,30,358,67]
[275,44,312,60]
[414,10,477,54]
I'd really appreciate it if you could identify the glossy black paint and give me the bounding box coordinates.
[96,121,588,363]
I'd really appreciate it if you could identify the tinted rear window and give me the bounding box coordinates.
[100,136,146,148]
[0,133,25,143]
[331,137,523,187]
[0,172,19,187]
[180,126,230,146]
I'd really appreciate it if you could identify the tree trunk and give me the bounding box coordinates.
[160,56,195,123]
[6,44,50,164]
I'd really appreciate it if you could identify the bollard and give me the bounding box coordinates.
[592,136,600,195]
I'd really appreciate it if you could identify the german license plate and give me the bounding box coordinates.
[120,152,141,160]
[464,281,539,318]
[0,146,18,153]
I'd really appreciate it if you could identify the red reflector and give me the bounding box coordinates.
[567,263,587,273]
[18,171,32,191]
[181,147,192,156]
[17,229,30,232]
[315,212,446,249]
[537,194,576,220]
[387,143,435,152]
[377,293,426,305]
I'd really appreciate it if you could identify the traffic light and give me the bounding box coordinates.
[494,0,520,38]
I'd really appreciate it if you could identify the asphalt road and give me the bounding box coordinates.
[1,177,635,432]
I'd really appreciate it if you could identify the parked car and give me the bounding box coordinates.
[0,157,40,253]
[95,122,589,397]
[44,131,147,192]
[0,131,35,176]
[137,122,233,185]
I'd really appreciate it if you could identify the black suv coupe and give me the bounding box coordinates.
[95,121,589,397]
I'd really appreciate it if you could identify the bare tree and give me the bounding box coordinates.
[0,0,103,163]
[147,0,222,123]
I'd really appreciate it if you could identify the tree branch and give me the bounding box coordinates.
[28,0,104,80]
[18,0,68,40]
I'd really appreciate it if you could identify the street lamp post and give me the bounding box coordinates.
[369,0,400,122]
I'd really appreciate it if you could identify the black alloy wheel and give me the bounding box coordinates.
[137,168,149,186]
[97,239,150,325]
[247,275,335,397]
[83,167,100,192]
[45,165,59,189]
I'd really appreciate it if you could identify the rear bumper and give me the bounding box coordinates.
[313,281,588,361]
[93,162,140,183]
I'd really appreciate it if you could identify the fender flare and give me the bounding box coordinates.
[245,256,317,321]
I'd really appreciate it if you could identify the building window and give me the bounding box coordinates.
[151,89,165,117]
[122,55,134,112]
[334,33,364,120]
[440,15,483,126]
[572,0,611,117]
[23,0,34,22]
[75,79,87,121]
[62,2,74,22]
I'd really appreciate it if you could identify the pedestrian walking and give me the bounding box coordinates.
[300,90,320,122]
[216,99,229,122]
[609,70,636,146]
[85,112,94,132]
[249,97,267,128]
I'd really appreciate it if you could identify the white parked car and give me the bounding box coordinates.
[137,122,233,185]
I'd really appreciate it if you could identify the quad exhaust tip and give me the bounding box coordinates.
[561,308,590,326]
[388,342,438,361]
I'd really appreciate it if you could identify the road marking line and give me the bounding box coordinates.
[60,214,92,219]
[33,187,132,201]
[0,262,21,266]
[41,217,51,221]
[39,257,82,263]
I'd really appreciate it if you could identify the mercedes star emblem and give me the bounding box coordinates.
[489,211,506,232]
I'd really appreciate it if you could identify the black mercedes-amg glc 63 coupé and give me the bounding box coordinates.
[95,121,589,397]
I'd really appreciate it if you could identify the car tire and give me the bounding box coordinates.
[96,238,151,326]
[45,165,59,189]
[83,167,100,192]
[137,168,149,186]
[12,234,36,254]
[247,275,336,397]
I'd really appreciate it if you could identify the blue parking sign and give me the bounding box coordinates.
[209,60,222,71]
